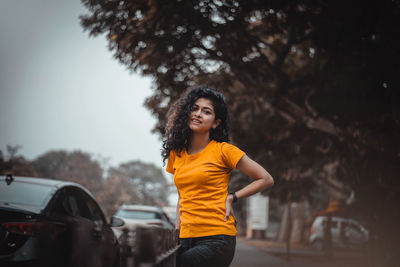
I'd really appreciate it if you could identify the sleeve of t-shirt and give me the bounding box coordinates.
[166,150,176,174]
[221,142,245,169]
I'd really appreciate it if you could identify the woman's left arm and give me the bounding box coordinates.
[225,154,274,220]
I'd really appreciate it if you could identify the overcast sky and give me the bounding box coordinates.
[0,0,165,173]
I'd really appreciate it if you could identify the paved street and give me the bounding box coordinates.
[231,239,292,267]
[231,238,368,267]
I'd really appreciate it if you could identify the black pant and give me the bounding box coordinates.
[177,235,236,267]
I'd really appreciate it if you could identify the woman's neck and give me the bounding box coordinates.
[188,132,211,155]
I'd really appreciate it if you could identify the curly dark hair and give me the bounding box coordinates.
[162,85,230,164]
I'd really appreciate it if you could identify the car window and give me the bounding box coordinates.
[116,209,161,220]
[67,189,103,223]
[349,223,362,232]
[82,193,105,223]
[0,181,54,207]
[56,188,91,220]
[66,195,79,216]
[322,219,338,228]
[61,191,81,217]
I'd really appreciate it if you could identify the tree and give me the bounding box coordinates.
[0,145,38,177]
[108,160,169,206]
[80,1,400,263]
[97,173,139,217]
[33,150,104,195]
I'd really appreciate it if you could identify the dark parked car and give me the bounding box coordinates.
[0,175,124,267]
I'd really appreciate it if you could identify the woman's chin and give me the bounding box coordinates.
[189,126,210,134]
[189,123,201,130]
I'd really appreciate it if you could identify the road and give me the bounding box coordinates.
[230,238,367,267]
[231,239,292,267]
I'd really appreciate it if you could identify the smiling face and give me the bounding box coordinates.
[188,98,221,134]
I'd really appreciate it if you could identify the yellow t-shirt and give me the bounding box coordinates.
[166,140,245,238]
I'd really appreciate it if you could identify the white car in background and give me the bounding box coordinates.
[112,204,174,242]
[162,206,177,226]
[309,216,369,250]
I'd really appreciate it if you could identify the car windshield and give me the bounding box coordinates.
[116,209,161,220]
[0,181,54,207]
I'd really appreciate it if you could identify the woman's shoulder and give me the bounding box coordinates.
[211,140,245,168]
[210,140,226,148]
[169,148,184,158]
[212,140,237,148]
[211,140,242,154]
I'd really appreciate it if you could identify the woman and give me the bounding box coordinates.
[162,86,274,267]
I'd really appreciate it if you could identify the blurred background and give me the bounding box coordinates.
[0,0,176,214]
[1,0,399,266]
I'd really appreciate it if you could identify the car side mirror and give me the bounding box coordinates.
[110,216,125,227]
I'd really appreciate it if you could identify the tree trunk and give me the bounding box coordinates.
[323,213,333,258]
[276,203,291,242]
[290,199,306,244]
